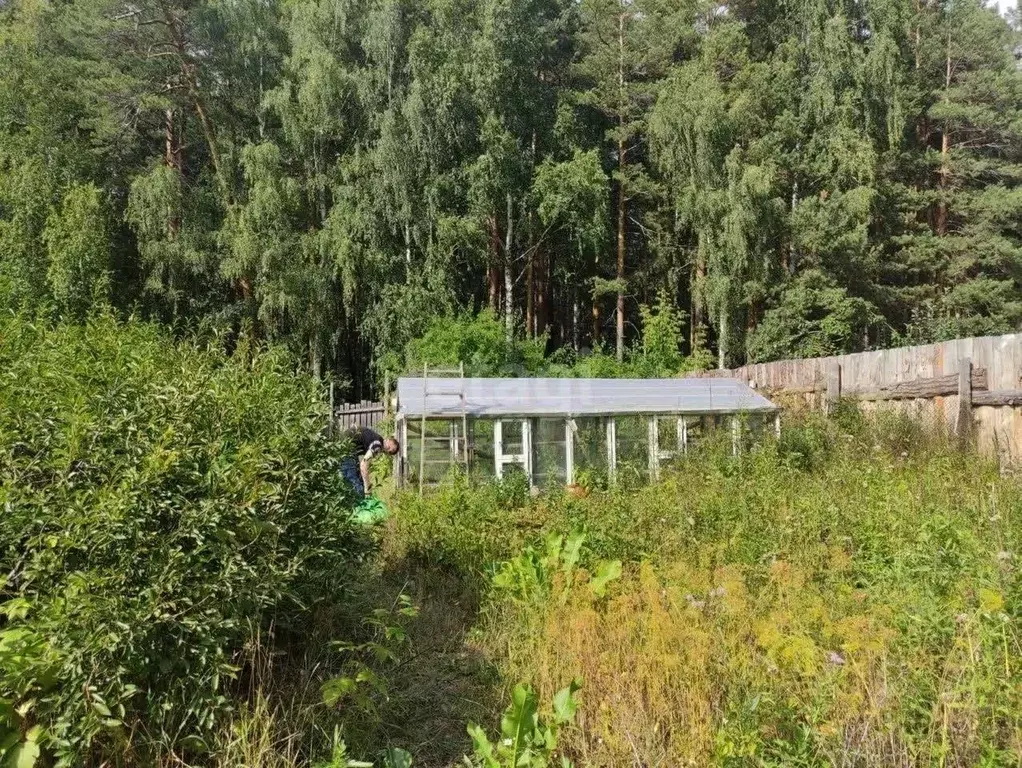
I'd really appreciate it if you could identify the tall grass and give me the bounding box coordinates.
[388,411,1022,766]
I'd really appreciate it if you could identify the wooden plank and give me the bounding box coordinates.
[973,389,1022,407]
[825,361,842,414]
[762,384,824,396]
[847,368,987,401]
[698,368,988,402]
[955,358,973,437]
[681,332,1022,465]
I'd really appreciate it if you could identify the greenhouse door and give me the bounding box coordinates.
[649,416,686,479]
[494,419,532,484]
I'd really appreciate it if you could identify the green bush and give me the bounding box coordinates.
[0,314,359,765]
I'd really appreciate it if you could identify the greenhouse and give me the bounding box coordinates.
[394,372,779,491]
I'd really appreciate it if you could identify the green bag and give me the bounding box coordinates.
[353,494,389,525]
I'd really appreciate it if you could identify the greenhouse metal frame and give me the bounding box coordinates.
[394,370,779,492]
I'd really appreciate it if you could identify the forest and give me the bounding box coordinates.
[1,0,1021,397]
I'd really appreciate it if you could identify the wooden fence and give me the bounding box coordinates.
[334,400,386,430]
[330,374,392,431]
[690,333,1022,464]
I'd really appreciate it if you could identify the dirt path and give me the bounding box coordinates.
[374,558,500,767]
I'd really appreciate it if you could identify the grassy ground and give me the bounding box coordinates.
[382,409,1022,767]
[198,409,1021,767]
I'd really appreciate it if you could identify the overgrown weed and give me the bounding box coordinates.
[389,410,1022,766]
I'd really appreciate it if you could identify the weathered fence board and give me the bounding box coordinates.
[335,400,385,429]
[690,333,1022,464]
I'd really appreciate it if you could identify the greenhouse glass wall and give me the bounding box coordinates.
[395,376,779,491]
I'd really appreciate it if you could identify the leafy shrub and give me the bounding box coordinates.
[465,681,581,768]
[0,314,360,764]
[397,298,712,382]
[775,413,833,471]
[402,311,547,377]
[491,531,621,605]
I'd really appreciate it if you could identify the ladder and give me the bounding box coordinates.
[418,362,469,495]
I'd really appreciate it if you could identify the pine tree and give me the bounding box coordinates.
[575,0,691,360]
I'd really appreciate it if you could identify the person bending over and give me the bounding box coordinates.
[341,424,399,497]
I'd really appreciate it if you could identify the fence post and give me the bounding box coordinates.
[956,357,973,439]
[329,382,335,437]
[825,361,842,415]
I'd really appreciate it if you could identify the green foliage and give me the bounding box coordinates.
[320,593,418,719]
[533,149,608,284]
[464,681,581,768]
[391,413,1022,765]
[42,183,111,319]
[312,736,413,768]
[4,0,1022,382]
[635,289,712,375]
[403,310,548,377]
[491,531,621,604]
[0,314,360,764]
[398,294,712,380]
[747,270,886,362]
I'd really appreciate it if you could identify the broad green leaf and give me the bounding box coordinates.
[0,600,31,620]
[320,677,357,706]
[561,531,585,574]
[552,679,581,724]
[466,723,498,768]
[5,740,39,768]
[500,684,538,765]
[588,560,622,597]
[179,735,208,753]
[543,534,563,571]
[382,747,413,768]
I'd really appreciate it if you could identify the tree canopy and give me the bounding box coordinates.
[1,0,1020,393]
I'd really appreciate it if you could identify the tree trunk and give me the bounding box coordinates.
[487,214,501,312]
[936,31,952,236]
[572,290,580,351]
[535,247,546,338]
[615,10,627,364]
[310,337,322,380]
[526,247,534,337]
[258,53,266,140]
[184,71,227,200]
[184,90,223,195]
[541,247,552,339]
[164,108,182,240]
[913,0,925,71]
[718,306,729,370]
[504,193,514,341]
[616,150,626,362]
[691,248,705,352]
[787,157,799,275]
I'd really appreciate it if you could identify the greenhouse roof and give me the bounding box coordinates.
[396,377,777,419]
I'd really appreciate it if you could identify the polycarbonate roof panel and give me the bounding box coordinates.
[396,377,777,418]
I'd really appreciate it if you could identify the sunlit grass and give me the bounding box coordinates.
[390,410,1022,766]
